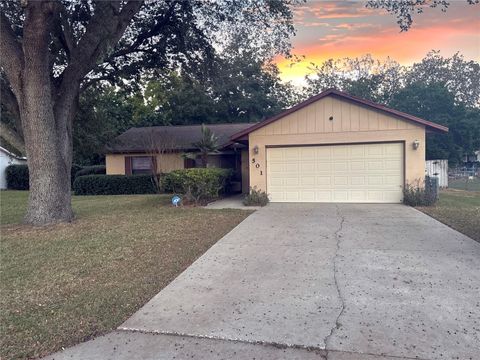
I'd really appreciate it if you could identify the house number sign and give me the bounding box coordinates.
[252,158,263,175]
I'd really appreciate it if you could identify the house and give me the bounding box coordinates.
[463,150,480,164]
[106,89,448,203]
[105,123,253,192]
[0,146,27,189]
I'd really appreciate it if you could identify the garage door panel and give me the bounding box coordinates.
[334,162,348,171]
[367,145,383,156]
[315,147,332,159]
[385,160,401,170]
[333,191,348,201]
[350,161,366,171]
[349,145,365,158]
[367,160,383,170]
[267,143,403,203]
[316,162,332,171]
[285,177,299,186]
[351,176,366,185]
[334,176,348,186]
[301,177,315,186]
[351,190,367,202]
[300,162,315,172]
[316,191,332,202]
[269,163,284,172]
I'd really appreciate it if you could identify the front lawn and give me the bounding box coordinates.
[448,177,480,192]
[417,189,480,242]
[0,191,251,359]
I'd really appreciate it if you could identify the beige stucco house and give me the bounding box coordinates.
[106,89,448,203]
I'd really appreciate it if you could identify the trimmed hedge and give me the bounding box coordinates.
[73,174,157,195]
[5,164,29,190]
[163,168,232,205]
[5,164,85,189]
[75,165,106,177]
[71,164,83,185]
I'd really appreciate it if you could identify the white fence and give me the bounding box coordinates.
[425,159,448,188]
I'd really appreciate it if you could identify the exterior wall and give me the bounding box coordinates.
[248,96,426,193]
[0,149,27,189]
[106,153,184,175]
[241,149,249,193]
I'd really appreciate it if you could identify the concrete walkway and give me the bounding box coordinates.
[205,194,261,210]
[45,204,480,360]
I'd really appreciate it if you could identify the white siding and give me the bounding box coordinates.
[0,147,27,189]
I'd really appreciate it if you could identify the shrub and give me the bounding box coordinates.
[73,174,157,195]
[75,165,106,177]
[243,187,269,207]
[163,168,232,205]
[71,164,83,186]
[5,164,29,190]
[403,177,438,206]
[6,164,83,189]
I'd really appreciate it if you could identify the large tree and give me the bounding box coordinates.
[1,0,476,225]
[0,0,296,225]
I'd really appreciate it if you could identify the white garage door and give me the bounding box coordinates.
[266,142,404,203]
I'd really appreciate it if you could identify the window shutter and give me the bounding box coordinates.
[125,156,132,175]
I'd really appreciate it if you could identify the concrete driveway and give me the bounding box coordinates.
[45,204,479,360]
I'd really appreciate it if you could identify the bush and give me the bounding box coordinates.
[243,187,269,207]
[6,164,84,189]
[5,164,29,190]
[403,177,438,206]
[73,174,157,195]
[75,165,106,177]
[71,164,83,186]
[163,168,232,205]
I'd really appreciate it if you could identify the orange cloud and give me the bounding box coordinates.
[276,3,480,84]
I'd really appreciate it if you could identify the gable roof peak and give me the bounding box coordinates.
[230,89,448,141]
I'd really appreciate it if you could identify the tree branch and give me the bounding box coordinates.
[108,1,177,60]
[0,76,22,136]
[0,121,25,155]
[52,2,76,59]
[0,12,24,97]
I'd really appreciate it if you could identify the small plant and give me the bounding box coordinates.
[243,187,269,207]
[163,168,232,205]
[403,178,438,206]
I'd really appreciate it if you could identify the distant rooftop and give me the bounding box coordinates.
[106,123,255,153]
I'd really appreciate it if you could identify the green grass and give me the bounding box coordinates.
[448,177,480,191]
[0,191,251,359]
[417,189,480,242]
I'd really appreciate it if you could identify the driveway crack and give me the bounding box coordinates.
[324,204,346,359]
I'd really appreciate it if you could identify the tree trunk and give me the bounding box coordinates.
[202,153,208,168]
[21,2,74,225]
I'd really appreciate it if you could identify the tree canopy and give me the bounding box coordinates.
[1,0,477,225]
[304,52,480,165]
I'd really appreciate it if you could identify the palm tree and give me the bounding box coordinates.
[192,124,219,168]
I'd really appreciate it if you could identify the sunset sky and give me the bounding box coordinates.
[276,0,480,84]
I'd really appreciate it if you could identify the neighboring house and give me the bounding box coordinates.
[106,89,448,203]
[463,150,480,164]
[0,146,27,189]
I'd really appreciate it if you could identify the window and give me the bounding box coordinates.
[125,156,155,175]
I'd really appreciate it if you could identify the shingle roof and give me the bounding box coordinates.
[230,88,448,141]
[106,123,254,153]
